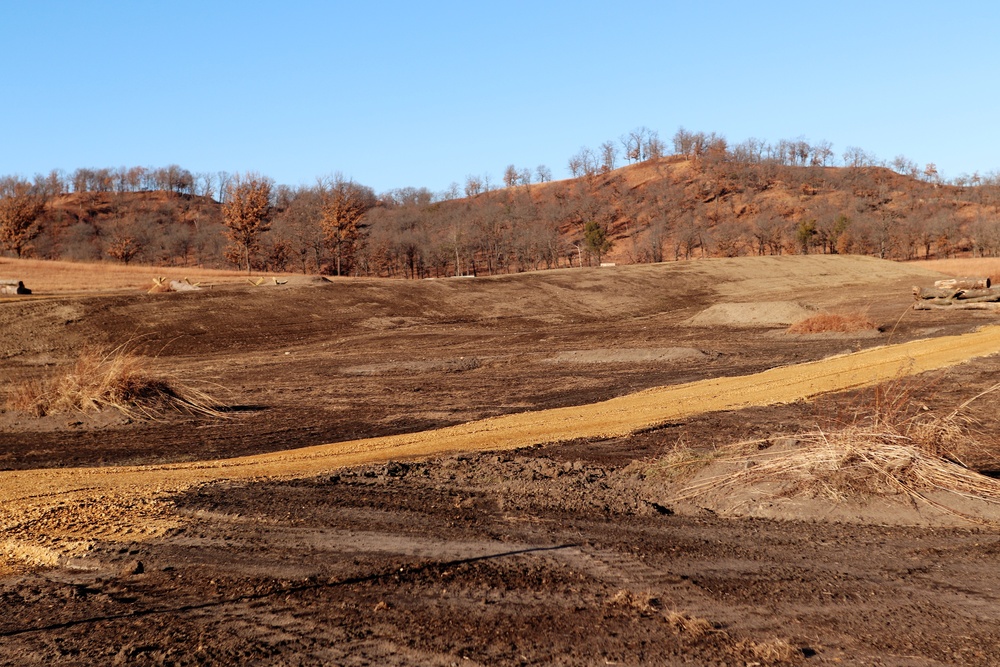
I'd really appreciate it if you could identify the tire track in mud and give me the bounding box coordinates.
[4,324,1000,572]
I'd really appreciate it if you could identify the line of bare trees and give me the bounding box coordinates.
[20,166,236,200]
[4,127,1000,274]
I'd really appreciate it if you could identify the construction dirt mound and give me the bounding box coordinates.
[685,301,817,327]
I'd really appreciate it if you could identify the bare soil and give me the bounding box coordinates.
[5,256,1000,665]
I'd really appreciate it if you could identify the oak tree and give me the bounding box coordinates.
[0,177,46,257]
[319,176,376,276]
[222,172,273,273]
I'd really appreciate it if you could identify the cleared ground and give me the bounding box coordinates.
[5,255,1000,665]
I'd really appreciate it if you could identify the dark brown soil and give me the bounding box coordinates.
[4,257,1000,665]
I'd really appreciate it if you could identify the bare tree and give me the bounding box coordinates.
[441,182,461,200]
[464,174,483,197]
[519,168,532,187]
[221,172,273,273]
[536,165,552,182]
[843,146,876,169]
[809,140,834,166]
[622,127,657,161]
[195,172,216,199]
[567,154,583,178]
[672,127,695,156]
[644,131,666,160]
[923,163,941,184]
[621,129,642,163]
[503,164,519,188]
[216,171,232,203]
[599,140,618,173]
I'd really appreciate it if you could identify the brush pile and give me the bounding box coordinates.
[912,276,1000,310]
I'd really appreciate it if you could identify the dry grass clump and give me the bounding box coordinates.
[6,345,224,420]
[787,310,877,334]
[734,637,801,663]
[672,379,1000,522]
[662,607,804,662]
[634,441,716,481]
[665,610,715,640]
[607,589,661,614]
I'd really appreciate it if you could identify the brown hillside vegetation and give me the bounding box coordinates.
[6,151,1000,278]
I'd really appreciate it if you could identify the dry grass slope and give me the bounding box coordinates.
[911,258,1000,284]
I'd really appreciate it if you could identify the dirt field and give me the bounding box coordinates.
[5,255,1000,665]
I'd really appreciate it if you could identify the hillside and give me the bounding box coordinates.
[10,156,1000,276]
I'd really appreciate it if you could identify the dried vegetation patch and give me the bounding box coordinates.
[662,379,1000,524]
[787,310,877,334]
[5,344,224,420]
[605,594,805,663]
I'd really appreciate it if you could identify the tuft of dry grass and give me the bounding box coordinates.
[670,378,1000,523]
[635,441,717,482]
[6,344,225,420]
[661,607,804,662]
[787,310,877,334]
[665,610,715,640]
[734,637,801,664]
[607,589,661,614]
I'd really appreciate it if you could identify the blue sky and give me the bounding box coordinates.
[2,1,998,194]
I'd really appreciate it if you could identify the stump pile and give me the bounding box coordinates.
[0,279,31,295]
[913,277,1000,310]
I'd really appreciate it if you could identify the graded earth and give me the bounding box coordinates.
[5,256,1000,665]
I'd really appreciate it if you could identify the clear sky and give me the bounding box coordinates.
[2,1,998,194]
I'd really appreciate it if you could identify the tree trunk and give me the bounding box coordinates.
[914,301,1000,311]
[934,277,991,290]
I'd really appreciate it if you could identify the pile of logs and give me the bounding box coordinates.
[913,277,1000,310]
[0,279,31,295]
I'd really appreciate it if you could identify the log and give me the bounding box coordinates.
[956,287,1000,300]
[913,286,960,299]
[913,301,1000,311]
[958,294,1000,304]
[934,277,991,290]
